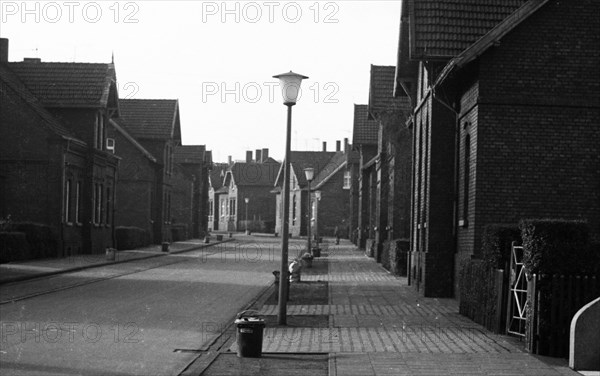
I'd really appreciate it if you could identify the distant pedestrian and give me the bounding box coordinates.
[334,226,340,245]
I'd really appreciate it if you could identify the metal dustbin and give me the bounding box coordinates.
[234,310,265,358]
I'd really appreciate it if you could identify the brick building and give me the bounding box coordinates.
[208,163,228,232]
[1,39,120,255]
[352,105,379,250]
[208,151,279,233]
[395,0,600,297]
[173,145,211,239]
[218,150,280,233]
[367,65,413,262]
[274,145,349,238]
[112,99,184,244]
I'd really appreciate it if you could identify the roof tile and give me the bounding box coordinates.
[118,99,180,141]
[352,104,378,146]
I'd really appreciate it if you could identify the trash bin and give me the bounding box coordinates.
[161,242,170,252]
[234,310,265,358]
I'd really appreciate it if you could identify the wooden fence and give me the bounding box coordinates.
[527,274,599,357]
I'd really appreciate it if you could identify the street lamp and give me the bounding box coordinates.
[244,197,249,234]
[273,70,308,325]
[304,167,314,257]
[314,190,321,248]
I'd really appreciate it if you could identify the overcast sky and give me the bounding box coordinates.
[1,1,401,162]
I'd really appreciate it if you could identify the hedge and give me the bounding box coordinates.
[459,224,520,333]
[520,219,599,357]
[388,239,409,276]
[481,224,521,270]
[115,227,151,250]
[0,232,31,263]
[520,219,593,275]
[459,258,501,332]
[11,222,57,259]
[171,224,188,242]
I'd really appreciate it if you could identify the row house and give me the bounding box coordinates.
[275,143,350,239]
[394,0,600,297]
[0,38,120,255]
[209,151,280,233]
[111,99,209,244]
[352,105,378,249]
[174,145,211,239]
[208,163,228,232]
[366,65,413,263]
[1,38,211,259]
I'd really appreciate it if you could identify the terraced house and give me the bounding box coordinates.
[0,38,120,256]
[394,0,600,297]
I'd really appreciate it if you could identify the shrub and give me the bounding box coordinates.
[171,224,188,242]
[520,219,591,275]
[116,227,151,250]
[459,258,500,332]
[481,224,521,270]
[12,222,57,259]
[381,241,391,270]
[389,239,409,276]
[0,232,31,263]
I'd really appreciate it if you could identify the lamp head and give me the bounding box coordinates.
[273,70,309,105]
[304,167,315,182]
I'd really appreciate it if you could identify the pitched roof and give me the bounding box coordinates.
[0,64,81,141]
[7,61,119,109]
[209,164,228,190]
[368,65,412,119]
[313,152,347,189]
[174,145,207,164]
[407,0,528,59]
[275,151,338,188]
[118,99,181,141]
[435,0,549,86]
[352,104,378,146]
[109,119,157,163]
[230,160,281,187]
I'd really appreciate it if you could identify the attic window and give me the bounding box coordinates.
[343,171,351,189]
[106,138,115,153]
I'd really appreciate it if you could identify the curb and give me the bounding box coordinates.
[0,239,234,286]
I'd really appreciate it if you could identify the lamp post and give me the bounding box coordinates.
[314,190,321,250]
[304,168,314,256]
[244,197,249,234]
[273,70,308,325]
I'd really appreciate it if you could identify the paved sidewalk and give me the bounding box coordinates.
[229,241,579,376]
[0,237,232,285]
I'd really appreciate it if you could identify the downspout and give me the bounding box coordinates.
[59,139,69,258]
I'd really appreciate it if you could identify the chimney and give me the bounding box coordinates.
[262,148,269,162]
[344,138,349,153]
[0,38,8,63]
[228,155,232,165]
[255,149,262,163]
[322,142,327,152]
[336,140,341,152]
[246,150,252,163]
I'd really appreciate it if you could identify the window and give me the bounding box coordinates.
[462,133,471,226]
[292,195,297,225]
[106,138,115,153]
[95,113,104,150]
[208,199,214,218]
[75,181,82,224]
[106,186,111,225]
[229,198,236,216]
[343,171,351,189]
[221,199,226,218]
[93,183,103,224]
[64,179,72,223]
